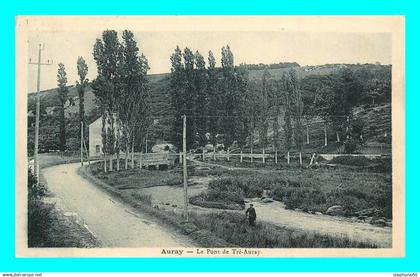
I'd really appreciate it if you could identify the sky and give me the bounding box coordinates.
[27,30,391,92]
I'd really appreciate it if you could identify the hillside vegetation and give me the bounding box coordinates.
[27,63,391,155]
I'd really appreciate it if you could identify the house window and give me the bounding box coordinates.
[96,145,100,154]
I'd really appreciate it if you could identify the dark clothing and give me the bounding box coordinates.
[245,207,256,226]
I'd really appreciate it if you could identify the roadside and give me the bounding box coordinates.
[28,157,100,248]
[43,162,196,247]
[86,160,391,248]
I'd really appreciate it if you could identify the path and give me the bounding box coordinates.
[42,163,195,247]
[143,159,392,247]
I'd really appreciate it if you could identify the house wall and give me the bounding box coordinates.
[89,117,103,157]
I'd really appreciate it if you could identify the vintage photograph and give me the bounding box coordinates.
[15,16,405,257]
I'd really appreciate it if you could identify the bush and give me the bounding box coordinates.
[330,155,372,166]
[131,192,152,206]
[190,211,377,248]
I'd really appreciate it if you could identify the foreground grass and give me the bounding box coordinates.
[28,168,100,248]
[87,164,382,248]
[28,199,100,248]
[194,166,392,218]
[190,212,378,248]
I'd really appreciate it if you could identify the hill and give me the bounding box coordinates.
[27,63,391,154]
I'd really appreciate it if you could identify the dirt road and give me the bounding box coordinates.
[142,183,391,247]
[42,163,195,247]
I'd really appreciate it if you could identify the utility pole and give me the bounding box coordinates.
[182,115,189,221]
[29,43,52,183]
[80,121,84,166]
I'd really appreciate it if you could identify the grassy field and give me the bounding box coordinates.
[89,161,183,189]
[87,162,388,248]
[193,165,392,218]
[190,211,377,248]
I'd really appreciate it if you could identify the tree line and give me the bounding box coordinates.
[91,30,150,171]
[168,46,391,155]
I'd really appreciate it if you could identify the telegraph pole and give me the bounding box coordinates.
[182,115,189,221]
[80,121,84,166]
[29,44,52,183]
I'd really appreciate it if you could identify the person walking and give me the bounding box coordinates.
[245,203,257,226]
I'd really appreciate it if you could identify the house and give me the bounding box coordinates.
[89,117,103,157]
[88,114,123,158]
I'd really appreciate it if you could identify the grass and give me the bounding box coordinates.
[89,161,183,189]
[28,199,100,248]
[190,211,378,248]
[85,163,385,248]
[195,167,392,218]
[28,168,99,248]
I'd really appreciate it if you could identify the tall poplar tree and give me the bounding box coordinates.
[206,50,219,147]
[57,63,68,152]
[76,56,89,151]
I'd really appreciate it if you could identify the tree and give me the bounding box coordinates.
[258,68,272,150]
[92,30,121,171]
[220,45,237,149]
[57,63,68,152]
[183,47,197,148]
[206,50,219,147]
[235,65,251,152]
[76,56,89,153]
[289,69,304,152]
[282,72,293,152]
[118,30,150,169]
[169,46,186,149]
[194,50,207,145]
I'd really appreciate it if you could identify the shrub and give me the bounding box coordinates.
[330,155,372,166]
[131,192,152,206]
[190,211,377,248]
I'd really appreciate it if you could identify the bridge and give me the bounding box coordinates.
[134,152,179,169]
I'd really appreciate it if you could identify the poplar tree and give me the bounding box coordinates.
[76,56,89,151]
[206,50,219,147]
[57,63,68,152]
[169,46,186,149]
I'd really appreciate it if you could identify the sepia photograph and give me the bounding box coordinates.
[15,16,405,257]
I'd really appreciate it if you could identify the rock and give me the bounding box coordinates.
[171,204,178,208]
[385,221,392,227]
[196,166,211,171]
[181,222,198,234]
[358,215,367,220]
[371,218,387,227]
[261,189,272,199]
[64,212,77,217]
[354,208,382,217]
[325,205,345,216]
[315,212,323,215]
[261,197,274,203]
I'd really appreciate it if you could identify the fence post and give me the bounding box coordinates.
[324,123,328,146]
[299,152,302,166]
[251,147,253,163]
[262,147,265,164]
[240,150,243,163]
[275,149,278,164]
[213,146,216,161]
[139,152,143,169]
[179,152,183,165]
[306,125,310,145]
[287,151,290,165]
[227,149,230,161]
